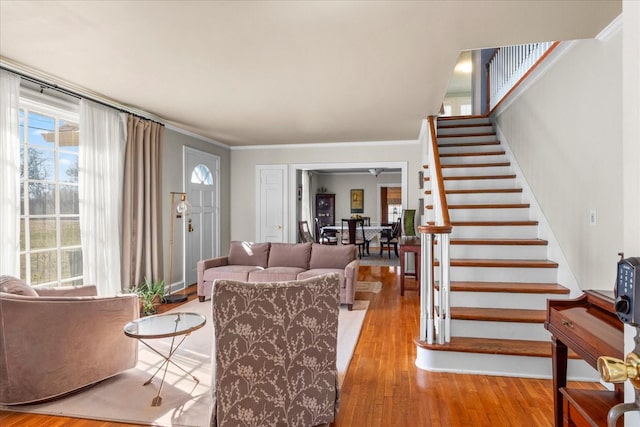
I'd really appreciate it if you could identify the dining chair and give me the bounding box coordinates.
[298,220,315,243]
[315,218,338,245]
[341,218,366,258]
[379,218,401,258]
[361,216,371,254]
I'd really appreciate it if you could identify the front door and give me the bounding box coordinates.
[184,147,220,288]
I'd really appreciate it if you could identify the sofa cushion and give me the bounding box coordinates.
[227,241,270,268]
[248,267,305,282]
[0,275,38,297]
[268,242,312,269]
[297,268,346,289]
[204,265,263,283]
[309,243,357,270]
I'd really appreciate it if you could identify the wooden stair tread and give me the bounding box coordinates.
[450,238,547,246]
[437,132,496,138]
[415,336,581,359]
[443,174,516,180]
[424,174,516,181]
[440,151,505,157]
[446,258,559,268]
[437,123,493,129]
[437,115,487,121]
[450,307,546,323]
[437,141,501,148]
[427,203,529,209]
[441,162,511,168]
[430,220,539,226]
[424,188,523,195]
[439,281,569,294]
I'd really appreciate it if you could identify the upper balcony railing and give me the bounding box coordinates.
[487,41,559,112]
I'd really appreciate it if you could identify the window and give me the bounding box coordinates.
[387,205,402,223]
[460,104,472,115]
[19,99,82,286]
[191,164,213,185]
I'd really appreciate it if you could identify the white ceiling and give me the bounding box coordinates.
[0,1,620,147]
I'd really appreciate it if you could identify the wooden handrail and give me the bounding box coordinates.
[426,115,451,228]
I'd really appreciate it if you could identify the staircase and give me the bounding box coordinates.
[416,116,595,379]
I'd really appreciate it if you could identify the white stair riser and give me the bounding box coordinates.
[438,144,503,154]
[416,347,600,381]
[445,291,560,310]
[442,165,513,177]
[437,125,494,136]
[451,319,550,341]
[438,117,492,127]
[443,266,558,283]
[450,225,539,239]
[437,134,497,144]
[440,155,508,165]
[444,178,519,190]
[450,244,547,260]
[444,207,531,222]
[445,192,524,205]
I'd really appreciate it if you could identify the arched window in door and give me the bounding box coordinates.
[191,164,213,185]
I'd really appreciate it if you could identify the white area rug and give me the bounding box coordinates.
[356,280,382,293]
[3,298,368,426]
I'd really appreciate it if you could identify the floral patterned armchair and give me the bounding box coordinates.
[210,273,340,427]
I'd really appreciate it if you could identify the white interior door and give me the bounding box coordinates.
[256,165,287,242]
[184,148,220,288]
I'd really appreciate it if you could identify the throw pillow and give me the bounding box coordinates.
[0,275,38,296]
[267,242,312,269]
[227,241,270,268]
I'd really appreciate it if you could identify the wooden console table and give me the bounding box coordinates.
[399,236,420,296]
[544,290,624,427]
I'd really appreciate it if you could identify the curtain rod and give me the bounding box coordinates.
[0,65,164,126]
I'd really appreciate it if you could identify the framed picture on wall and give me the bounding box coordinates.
[350,189,364,213]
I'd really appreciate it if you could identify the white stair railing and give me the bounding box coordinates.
[419,116,452,345]
[487,41,558,111]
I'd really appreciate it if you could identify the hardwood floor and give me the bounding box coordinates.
[0,265,602,426]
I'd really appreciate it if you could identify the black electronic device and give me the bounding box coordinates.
[614,256,640,326]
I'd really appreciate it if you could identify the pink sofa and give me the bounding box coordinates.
[197,241,359,309]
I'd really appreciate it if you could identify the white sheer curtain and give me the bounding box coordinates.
[79,100,126,295]
[0,70,21,276]
[301,170,312,224]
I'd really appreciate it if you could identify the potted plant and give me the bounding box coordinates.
[132,278,166,316]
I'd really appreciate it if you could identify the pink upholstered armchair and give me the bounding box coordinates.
[0,276,139,405]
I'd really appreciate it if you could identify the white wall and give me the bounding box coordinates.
[496,28,623,291]
[230,141,421,241]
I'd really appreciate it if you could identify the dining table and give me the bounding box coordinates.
[321,224,392,242]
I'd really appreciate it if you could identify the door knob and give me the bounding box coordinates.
[188,219,194,233]
[598,352,640,388]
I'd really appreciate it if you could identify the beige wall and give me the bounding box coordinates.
[162,128,231,287]
[230,142,421,241]
[623,1,640,418]
[496,29,623,290]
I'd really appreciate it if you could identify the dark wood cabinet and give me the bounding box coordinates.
[545,291,624,427]
[315,193,335,226]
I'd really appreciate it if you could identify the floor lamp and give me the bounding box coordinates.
[166,192,192,304]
